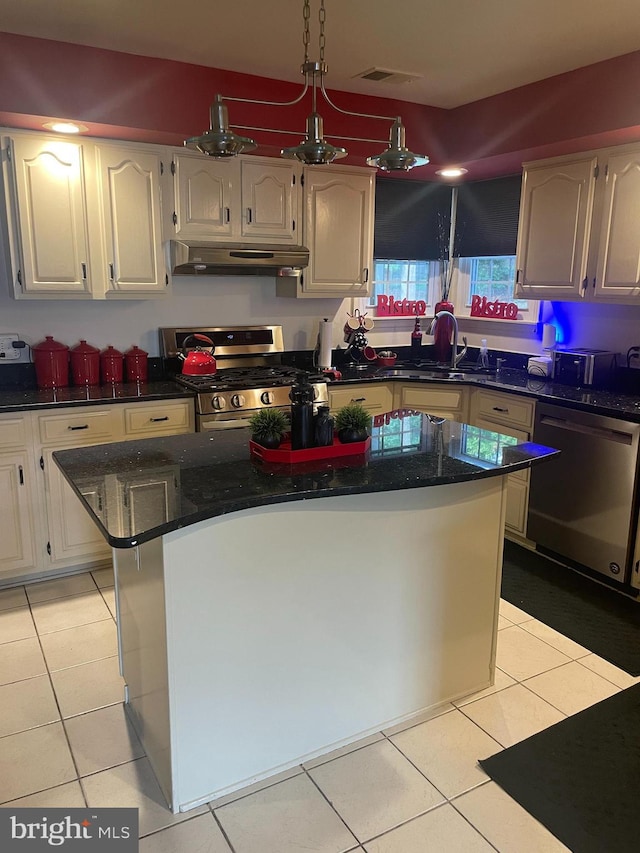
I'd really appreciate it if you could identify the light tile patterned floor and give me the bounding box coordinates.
[0,566,638,851]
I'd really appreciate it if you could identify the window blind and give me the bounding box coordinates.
[454,175,522,257]
[374,178,452,261]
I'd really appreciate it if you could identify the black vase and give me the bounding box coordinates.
[338,427,368,444]
[254,434,281,449]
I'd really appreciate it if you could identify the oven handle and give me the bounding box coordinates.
[199,418,251,431]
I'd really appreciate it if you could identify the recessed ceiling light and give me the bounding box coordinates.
[436,167,468,178]
[43,121,88,134]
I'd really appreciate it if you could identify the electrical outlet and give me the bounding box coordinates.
[0,333,21,362]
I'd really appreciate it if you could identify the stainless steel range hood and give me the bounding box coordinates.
[170,241,309,276]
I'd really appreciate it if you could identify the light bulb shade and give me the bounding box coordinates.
[367,119,429,172]
[281,113,347,165]
[185,96,256,157]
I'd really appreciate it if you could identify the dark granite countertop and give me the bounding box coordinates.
[331,364,640,423]
[53,412,558,548]
[0,381,194,412]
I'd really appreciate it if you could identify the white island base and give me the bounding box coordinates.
[113,477,507,813]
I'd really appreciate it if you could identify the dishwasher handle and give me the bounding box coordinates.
[538,414,635,445]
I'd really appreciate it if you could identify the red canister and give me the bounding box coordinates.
[124,345,148,383]
[100,346,124,384]
[70,340,100,386]
[32,336,69,389]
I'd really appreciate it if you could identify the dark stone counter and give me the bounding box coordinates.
[0,381,194,412]
[53,412,558,548]
[331,364,640,423]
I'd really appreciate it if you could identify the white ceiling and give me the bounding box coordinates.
[1,0,640,108]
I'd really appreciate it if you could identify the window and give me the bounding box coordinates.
[369,259,437,311]
[456,255,537,321]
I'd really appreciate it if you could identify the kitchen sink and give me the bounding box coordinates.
[377,365,495,380]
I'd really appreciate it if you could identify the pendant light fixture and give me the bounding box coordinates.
[186,0,429,172]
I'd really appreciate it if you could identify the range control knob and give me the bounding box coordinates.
[261,391,275,404]
[230,394,246,409]
[211,395,226,410]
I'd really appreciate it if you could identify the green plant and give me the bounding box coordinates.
[248,408,290,441]
[334,402,370,435]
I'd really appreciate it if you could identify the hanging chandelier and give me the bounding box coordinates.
[185,0,429,171]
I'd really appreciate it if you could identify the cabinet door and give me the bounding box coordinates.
[96,144,167,294]
[472,416,530,536]
[515,155,597,299]
[172,154,238,239]
[42,449,111,567]
[328,383,394,415]
[396,384,467,422]
[8,136,91,295]
[0,453,37,577]
[301,168,374,296]
[594,146,640,300]
[240,159,298,242]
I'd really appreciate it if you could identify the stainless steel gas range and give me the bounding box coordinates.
[160,325,329,431]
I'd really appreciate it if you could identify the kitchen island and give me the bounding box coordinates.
[53,411,558,813]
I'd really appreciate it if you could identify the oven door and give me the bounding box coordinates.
[197,407,290,432]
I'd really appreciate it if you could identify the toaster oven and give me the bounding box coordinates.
[552,348,618,386]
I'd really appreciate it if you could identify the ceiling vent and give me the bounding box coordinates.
[354,68,422,85]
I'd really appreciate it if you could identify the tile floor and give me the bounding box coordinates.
[1,570,638,852]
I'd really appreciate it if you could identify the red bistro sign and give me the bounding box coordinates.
[375,295,427,317]
[470,295,519,320]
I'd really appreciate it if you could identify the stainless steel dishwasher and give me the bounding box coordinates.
[528,402,640,585]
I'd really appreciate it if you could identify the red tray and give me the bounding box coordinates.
[249,435,370,463]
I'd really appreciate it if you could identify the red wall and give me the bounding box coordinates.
[1,31,640,180]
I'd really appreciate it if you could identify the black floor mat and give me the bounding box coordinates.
[480,684,640,853]
[501,540,640,676]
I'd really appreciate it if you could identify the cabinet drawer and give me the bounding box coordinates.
[399,384,464,413]
[123,401,193,436]
[0,416,29,449]
[329,384,393,414]
[38,409,115,445]
[474,390,535,430]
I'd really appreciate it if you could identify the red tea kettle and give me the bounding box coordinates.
[178,334,217,375]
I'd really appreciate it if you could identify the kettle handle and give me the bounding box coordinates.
[182,333,215,350]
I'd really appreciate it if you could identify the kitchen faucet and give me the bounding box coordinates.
[428,311,468,368]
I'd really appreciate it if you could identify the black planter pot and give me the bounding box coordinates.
[338,428,368,444]
[253,434,282,449]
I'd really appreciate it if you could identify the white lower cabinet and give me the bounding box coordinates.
[394,383,468,422]
[0,399,194,587]
[328,383,394,415]
[469,389,536,539]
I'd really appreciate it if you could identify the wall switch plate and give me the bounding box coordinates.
[0,333,22,362]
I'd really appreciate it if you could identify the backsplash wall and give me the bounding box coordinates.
[2,267,640,364]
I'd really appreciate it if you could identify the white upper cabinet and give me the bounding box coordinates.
[239,158,298,243]
[515,154,598,300]
[170,155,238,239]
[5,135,92,295]
[278,165,374,298]
[2,132,169,299]
[167,153,298,243]
[593,146,640,300]
[95,144,166,294]
[515,142,640,303]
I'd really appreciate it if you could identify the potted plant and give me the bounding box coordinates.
[248,408,290,449]
[334,402,371,444]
